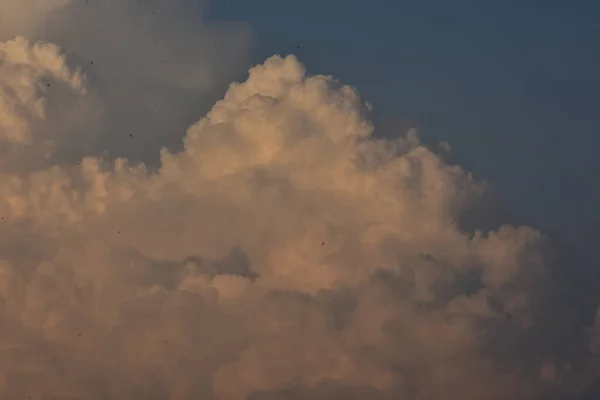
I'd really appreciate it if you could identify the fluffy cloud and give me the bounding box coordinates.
[0,36,103,173]
[0,5,599,399]
[1,0,254,164]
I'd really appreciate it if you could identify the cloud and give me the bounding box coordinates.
[1,6,600,398]
[1,0,254,165]
[0,0,70,40]
[0,36,103,173]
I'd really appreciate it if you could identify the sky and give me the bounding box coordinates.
[210,1,600,242]
[0,1,599,399]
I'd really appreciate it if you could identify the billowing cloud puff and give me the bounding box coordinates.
[1,6,600,399]
[0,36,103,172]
[1,0,254,164]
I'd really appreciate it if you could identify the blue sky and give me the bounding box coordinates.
[211,1,600,241]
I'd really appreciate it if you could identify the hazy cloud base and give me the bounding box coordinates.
[0,1,599,399]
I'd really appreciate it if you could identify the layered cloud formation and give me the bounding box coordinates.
[0,1,599,399]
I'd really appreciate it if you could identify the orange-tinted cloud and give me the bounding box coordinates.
[0,4,599,400]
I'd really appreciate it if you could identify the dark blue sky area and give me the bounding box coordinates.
[211,1,600,241]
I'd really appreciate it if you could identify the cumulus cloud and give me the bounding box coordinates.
[1,4,600,399]
[0,36,103,173]
[1,0,253,164]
